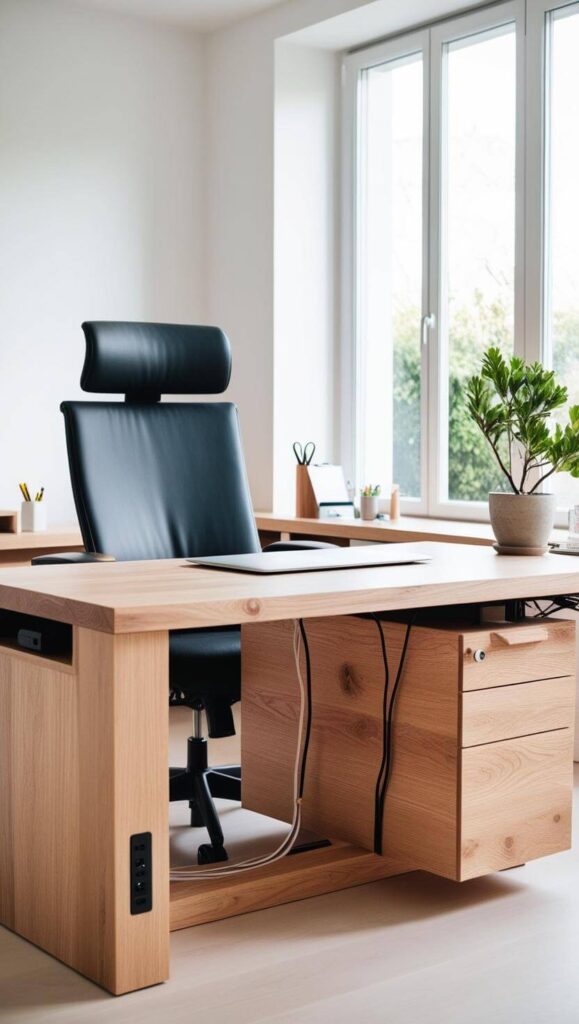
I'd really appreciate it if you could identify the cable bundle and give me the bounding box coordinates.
[170,619,312,882]
[527,595,579,617]
[371,612,416,856]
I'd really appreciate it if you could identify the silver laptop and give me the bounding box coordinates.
[188,544,431,575]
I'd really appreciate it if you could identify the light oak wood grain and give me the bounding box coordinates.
[76,628,170,995]
[255,512,569,548]
[242,617,461,878]
[0,653,79,955]
[0,525,83,550]
[5,773,579,1023]
[0,537,576,998]
[460,729,573,879]
[170,843,407,931]
[242,616,389,848]
[243,615,575,885]
[461,676,575,747]
[0,543,578,634]
[461,619,576,690]
[295,466,318,518]
[0,629,170,996]
[0,637,74,672]
[0,525,83,567]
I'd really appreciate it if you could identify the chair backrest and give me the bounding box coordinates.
[62,321,260,561]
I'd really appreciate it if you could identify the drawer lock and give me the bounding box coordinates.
[473,649,486,663]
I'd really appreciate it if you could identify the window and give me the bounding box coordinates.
[544,3,579,509]
[344,0,579,522]
[442,26,516,504]
[356,44,425,502]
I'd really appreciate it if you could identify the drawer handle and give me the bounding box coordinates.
[490,627,549,647]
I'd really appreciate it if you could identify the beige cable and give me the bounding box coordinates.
[169,619,307,881]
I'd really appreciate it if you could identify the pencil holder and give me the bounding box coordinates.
[295,464,319,518]
[360,495,379,521]
[21,501,47,532]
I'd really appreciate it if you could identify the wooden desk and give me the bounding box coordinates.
[255,511,568,548]
[0,525,83,566]
[0,543,577,995]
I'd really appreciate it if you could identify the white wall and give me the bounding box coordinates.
[204,0,374,513]
[0,0,475,521]
[273,42,340,510]
[0,0,204,522]
[204,0,485,512]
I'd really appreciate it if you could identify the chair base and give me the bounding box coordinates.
[169,735,241,862]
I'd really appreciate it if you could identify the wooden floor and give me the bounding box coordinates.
[2,707,579,1023]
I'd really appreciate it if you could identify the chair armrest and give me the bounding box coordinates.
[32,552,116,566]
[262,540,338,553]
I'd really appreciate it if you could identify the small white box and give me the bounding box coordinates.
[21,501,47,532]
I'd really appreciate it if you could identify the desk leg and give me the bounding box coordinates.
[0,628,170,996]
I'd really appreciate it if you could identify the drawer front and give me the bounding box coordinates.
[459,729,573,880]
[461,676,575,747]
[461,620,575,691]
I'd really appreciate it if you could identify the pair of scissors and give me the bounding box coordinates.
[293,441,316,466]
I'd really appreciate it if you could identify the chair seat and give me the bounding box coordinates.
[169,627,241,738]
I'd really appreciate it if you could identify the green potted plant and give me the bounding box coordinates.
[466,348,579,553]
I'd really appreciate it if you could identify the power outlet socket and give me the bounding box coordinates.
[130,832,152,914]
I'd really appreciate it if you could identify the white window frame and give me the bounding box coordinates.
[525,0,579,365]
[527,0,579,526]
[342,30,430,516]
[428,1,525,521]
[342,0,578,525]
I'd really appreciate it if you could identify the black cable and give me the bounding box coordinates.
[370,614,390,854]
[298,619,313,800]
[375,611,417,856]
[528,595,579,617]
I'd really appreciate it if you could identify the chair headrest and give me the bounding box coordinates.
[80,322,232,400]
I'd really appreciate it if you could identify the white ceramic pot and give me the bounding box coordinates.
[360,495,379,521]
[21,501,47,532]
[488,492,556,554]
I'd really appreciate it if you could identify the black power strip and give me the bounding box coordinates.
[130,832,152,914]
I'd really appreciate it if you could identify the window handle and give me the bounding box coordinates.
[421,313,435,347]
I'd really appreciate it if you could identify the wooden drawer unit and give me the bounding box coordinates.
[460,729,573,879]
[461,620,575,691]
[242,615,576,886]
[461,675,575,747]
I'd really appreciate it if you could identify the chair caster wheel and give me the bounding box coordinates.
[197,844,228,865]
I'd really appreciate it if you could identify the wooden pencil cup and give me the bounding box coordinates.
[295,465,318,518]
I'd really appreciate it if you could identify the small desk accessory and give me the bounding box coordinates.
[307,464,354,519]
[293,443,354,519]
[549,505,579,555]
[360,484,381,521]
[390,484,400,521]
[293,441,318,517]
[19,483,46,532]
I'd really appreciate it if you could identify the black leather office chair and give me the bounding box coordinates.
[34,321,333,864]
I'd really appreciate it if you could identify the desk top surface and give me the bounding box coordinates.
[0,542,578,633]
[0,524,83,551]
[255,512,568,547]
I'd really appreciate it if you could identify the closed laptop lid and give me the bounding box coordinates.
[188,544,432,575]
